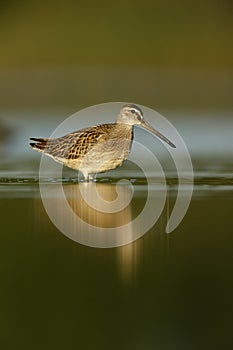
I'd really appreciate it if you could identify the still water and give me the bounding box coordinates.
[0,173,233,349]
[0,111,233,349]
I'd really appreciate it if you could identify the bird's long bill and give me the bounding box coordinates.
[141,121,176,148]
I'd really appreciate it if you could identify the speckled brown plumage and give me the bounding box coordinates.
[30,104,175,181]
[30,123,134,179]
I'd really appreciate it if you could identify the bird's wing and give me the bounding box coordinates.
[30,124,114,160]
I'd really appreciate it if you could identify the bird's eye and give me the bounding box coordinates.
[131,110,135,114]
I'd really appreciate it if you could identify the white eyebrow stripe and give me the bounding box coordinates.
[131,108,141,115]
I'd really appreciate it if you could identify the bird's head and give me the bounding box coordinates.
[116,104,144,126]
[116,104,176,148]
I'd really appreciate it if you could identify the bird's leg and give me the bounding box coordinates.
[86,173,96,182]
[81,171,92,183]
[87,174,92,182]
[82,173,92,182]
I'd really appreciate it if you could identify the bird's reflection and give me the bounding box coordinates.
[64,183,132,228]
[34,182,143,283]
[65,183,142,283]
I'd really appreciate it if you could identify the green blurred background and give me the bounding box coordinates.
[0,0,232,110]
[0,1,233,350]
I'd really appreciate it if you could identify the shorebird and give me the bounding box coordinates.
[30,104,176,181]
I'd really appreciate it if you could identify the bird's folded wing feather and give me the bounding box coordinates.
[30,124,113,159]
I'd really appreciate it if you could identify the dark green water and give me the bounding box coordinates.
[0,175,233,349]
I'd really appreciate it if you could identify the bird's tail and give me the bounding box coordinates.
[30,137,48,152]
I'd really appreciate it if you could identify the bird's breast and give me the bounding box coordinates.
[78,124,133,173]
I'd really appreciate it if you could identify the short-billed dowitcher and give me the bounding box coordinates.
[30,104,175,181]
